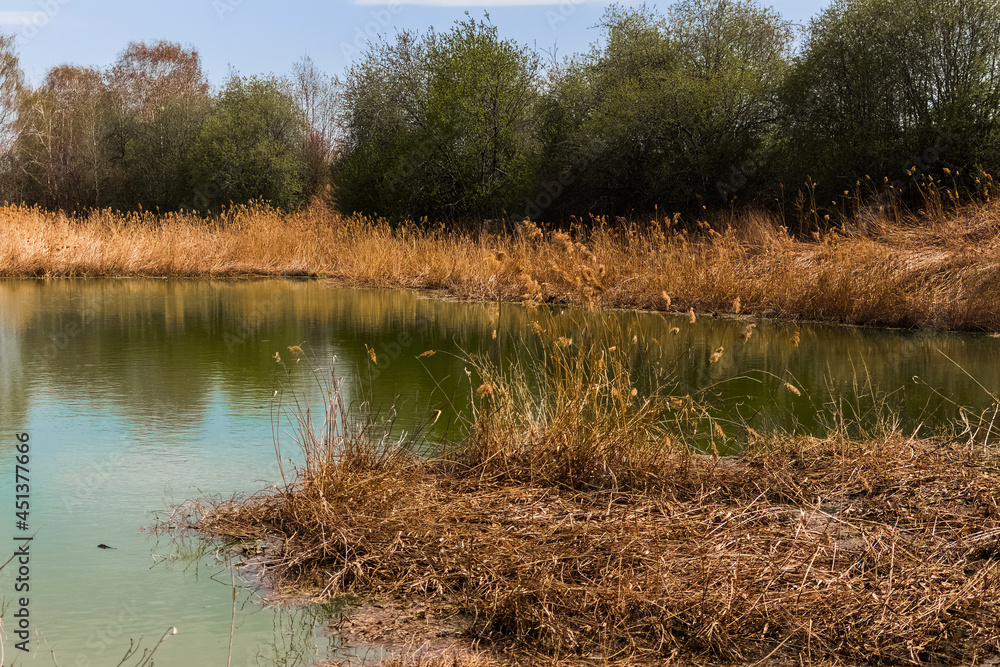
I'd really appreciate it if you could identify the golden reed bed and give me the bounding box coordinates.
[166,337,1000,666]
[3,199,1000,331]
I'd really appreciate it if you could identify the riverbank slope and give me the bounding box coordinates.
[4,200,1000,331]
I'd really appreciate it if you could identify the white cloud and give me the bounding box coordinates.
[355,0,593,5]
[0,11,46,25]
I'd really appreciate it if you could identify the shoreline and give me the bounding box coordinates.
[163,331,1000,666]
[5,201,1000,333]
[176,436,1000,667]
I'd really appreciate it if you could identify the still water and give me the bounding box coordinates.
[1,279,998,663]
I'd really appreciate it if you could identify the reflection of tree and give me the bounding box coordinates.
[3,280,495,438]
[4,279,999,445]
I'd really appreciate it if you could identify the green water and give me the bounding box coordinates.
[1,279,998,663]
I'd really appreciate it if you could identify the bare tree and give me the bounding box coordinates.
[290,55,339,197]
[0,33,23,153]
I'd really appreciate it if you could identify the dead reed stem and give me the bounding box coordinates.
[165,349,1000,665]
[6,199,1000,331]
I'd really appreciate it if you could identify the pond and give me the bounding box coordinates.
[1,278,998,663]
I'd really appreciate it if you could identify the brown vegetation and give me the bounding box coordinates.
[4,194,1000,331]
[164,339,1000,666]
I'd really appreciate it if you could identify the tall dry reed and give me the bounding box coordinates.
[6,194,1000,330]
[166,340,1000,666]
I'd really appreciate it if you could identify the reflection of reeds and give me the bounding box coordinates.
[6,198,1000,330]
[171,342,1000,666]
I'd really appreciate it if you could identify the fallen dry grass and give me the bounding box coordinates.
[164,337,1000,666]
[177,432,1000,666]
[5,197,1000,330]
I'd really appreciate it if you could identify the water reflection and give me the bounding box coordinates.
[1,278,999,662]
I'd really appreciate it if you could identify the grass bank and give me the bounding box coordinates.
[165,339,1000,666]
[4,198,1000,331]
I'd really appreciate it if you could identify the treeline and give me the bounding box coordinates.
[0,39,336,212]
[2,0,1000,222]
[335,0,1000,223]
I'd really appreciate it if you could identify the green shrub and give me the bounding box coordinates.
[188,75,308,211]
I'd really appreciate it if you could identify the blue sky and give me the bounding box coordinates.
[2,0,831,87]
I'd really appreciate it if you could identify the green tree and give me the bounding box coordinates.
[540,2,791,217]
[188,75,308,211]
[332,30,428,218]
[783,0,1000,201]
[107,41,212,210]
[333,16,542,222]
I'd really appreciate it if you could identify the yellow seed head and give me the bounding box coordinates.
[709,346,724,363]
[661,291,672,309]
[669,327,680,335]
[783,382,801,397]
[740,323,756,343]
[367,346,377,363]
[418,350,436,358]
[688,307,696,324]
[790,330,800,347]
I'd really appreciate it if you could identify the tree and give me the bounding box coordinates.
[106,41,211,209]
[0,33,22,153]
[421,16,543,220]
[783,0,1000,200]
[332,30,430,218]
[13,66,111,209]
[0,33,24,201]
[289,55,339,199]
[333,16,543,221]
[187,74,308,211]
[541,1,792,217]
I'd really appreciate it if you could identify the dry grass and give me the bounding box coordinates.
[5,195,1000,330]
[164,340,1000,666]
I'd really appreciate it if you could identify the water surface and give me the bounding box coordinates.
[1,278,998,662]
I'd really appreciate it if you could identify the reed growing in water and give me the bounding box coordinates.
[165,331,1000,666]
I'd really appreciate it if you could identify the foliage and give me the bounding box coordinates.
[12,65,112,210]
[539,2,793,217]
[782,0,1000,201]
[3,3,1000,223]
[333,16,542,222]
[187,74,308,211]
[289,55,340,199]
[108,41,212,210]
[0,33,22,153]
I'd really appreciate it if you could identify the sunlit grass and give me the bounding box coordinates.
[4,189,1000,330]
[167,332,1000,666]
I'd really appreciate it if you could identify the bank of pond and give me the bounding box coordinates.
[1,278,998,664]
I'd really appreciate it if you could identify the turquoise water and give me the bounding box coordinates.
[1,278,999,663]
